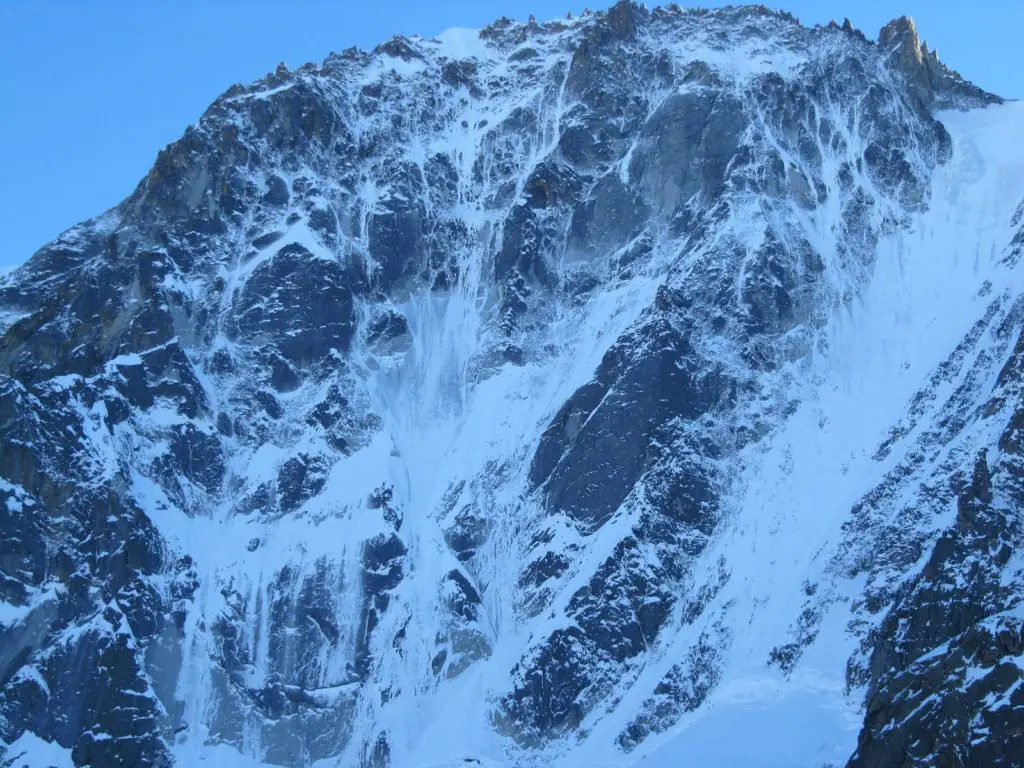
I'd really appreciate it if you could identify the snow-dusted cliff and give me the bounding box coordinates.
[1,4,1022,767]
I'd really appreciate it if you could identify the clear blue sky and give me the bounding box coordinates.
[1,1,1020,270]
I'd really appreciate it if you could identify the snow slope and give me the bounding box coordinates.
[631,99,1024,768]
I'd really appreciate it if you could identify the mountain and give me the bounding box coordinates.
[1,3,1022,766]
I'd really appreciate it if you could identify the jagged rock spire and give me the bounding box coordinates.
[606,0,643,40]
[879,15,1001,108]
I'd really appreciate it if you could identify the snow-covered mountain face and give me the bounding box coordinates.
[2,3,1023,766]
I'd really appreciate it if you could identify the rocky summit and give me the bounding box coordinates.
[1,3,1022,766]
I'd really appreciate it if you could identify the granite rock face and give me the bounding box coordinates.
[0,3,1020,767]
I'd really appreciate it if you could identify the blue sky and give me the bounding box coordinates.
[1,0,1020,271]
